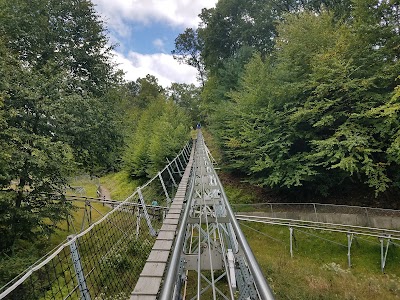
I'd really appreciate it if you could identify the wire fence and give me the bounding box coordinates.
[232,202,400,230]
[0,141,193,300]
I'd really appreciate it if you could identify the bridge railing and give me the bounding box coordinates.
[232,202,400,230]
[0,141,193,300]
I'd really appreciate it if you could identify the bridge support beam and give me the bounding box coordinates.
[347,233,354,268]
[380,235,391,273]
[68,235,91,300]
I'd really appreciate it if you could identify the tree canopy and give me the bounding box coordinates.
[174,0,400,199]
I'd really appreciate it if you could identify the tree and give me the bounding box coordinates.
[124,97,190,178]
[172,28,206,87]
[168,83,202,122]
[213,5,400,197]
[0,0,122,255]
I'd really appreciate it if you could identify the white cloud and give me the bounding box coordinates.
[152,38,165,52]
[112,50,198,87]
[93,0,218,36]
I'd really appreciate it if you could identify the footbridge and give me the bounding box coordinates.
[3,131,400,299]
[0,131,274,300]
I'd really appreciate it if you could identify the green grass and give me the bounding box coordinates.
[100,170,139,200]
[219,174,400,299]
[242,221,400,299]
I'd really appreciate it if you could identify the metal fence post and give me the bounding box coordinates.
[347,233,353,268]
[289,227,294,258]
[68,235,91,300]
[174,158,183,176]
[137,188,157,237]
[158,171,171,204]
[166,164,178,187]
[313,203,318,222]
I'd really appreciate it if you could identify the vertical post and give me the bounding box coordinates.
[380,236,391,273]
[136,204,141,239]
[181,148,188,163]
[158,172,171,204]
[347,233,353,268]
[380,237,384,273]
[177,155,185,173]
[166,164,178,187]
[68,235,91,300]
[137,188,157,237]
[88,202,92,226]
[175,158,183,176]
[365,207,371,227]
[313,203,318,222]
[289,227,294,258]
[183,145,189,162]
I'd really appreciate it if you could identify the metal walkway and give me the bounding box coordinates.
[131,131,274,299]
[0,132,274,300]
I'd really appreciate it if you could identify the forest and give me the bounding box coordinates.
[0,0,193,283]
[174,0,400,200]
[0,0,399,291]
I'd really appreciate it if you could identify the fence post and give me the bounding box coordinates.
[289,227,294,258]
[174,158,183,176]
[158,171,171,205]
[68,235,91,300]
[347,233,353,268]
[313,203,318,222]
[137,187,157,237]
[166,164,178,187]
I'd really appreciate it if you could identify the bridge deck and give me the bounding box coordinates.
[130,144,195,300]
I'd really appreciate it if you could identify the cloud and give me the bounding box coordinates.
[112,50,198,87]
[152,38,165,52]
[93,0,218,36]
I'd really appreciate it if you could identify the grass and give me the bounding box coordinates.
[219,173,400,299]
[242,221,400,299]
[100,170,139,200]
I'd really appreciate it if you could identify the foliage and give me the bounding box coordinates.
[172,28,206,86]
[168,83,202,123]
[199,1,400,197]
[0,0,122,256]
[124,97,190,178]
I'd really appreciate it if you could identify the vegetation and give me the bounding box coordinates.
[175,0,400,199]
[0,0,192,289]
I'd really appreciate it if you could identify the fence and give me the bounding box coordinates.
[232,202,400,230]
[0,141,193,300]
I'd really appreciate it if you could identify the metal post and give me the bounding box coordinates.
[347,233,353,268]
[166,164,178,187]
[178,154,186,171]
[365,207,371,227]
[380,236,391,273]
[174,158,183,176]
[313,203,318,222]
[68,235,91,300]
[137,188,157,237]
[289,227,294,258]
[136,205,141,239]
[158,172,171,204]
[88,203,92,226]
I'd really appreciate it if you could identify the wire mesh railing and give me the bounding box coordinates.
[0,141,193,300]
[232,202,400,230]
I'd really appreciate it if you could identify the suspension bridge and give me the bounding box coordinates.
[1,130,400,299]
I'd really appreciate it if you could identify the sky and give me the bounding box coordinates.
[92,0,218,87]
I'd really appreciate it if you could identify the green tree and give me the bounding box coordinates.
[0,0,122,256]
[168,83,202,122]
[172,28,206,86]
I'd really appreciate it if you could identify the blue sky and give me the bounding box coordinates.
[92,0,218,87]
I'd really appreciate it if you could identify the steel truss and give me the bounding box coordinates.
[160,132,274,300]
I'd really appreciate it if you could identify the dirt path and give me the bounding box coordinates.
[98,185,112,200]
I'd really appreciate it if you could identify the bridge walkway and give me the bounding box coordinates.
[130,142,195,299]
